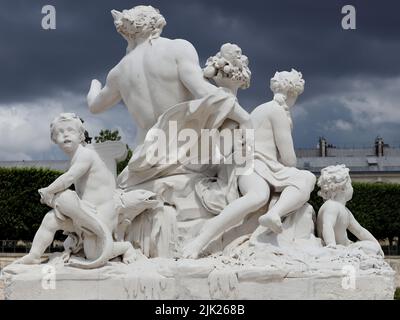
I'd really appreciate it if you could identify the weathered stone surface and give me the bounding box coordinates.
[385,257,400,288]
[1,250,395,300]
[0,277,4,300]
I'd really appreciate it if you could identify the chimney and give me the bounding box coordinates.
[319,137,327,157]
[375,136,384,157]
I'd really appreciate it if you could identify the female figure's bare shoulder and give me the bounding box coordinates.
[251,100,277,118]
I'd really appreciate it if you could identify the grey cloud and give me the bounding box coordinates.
[0,0,399,159]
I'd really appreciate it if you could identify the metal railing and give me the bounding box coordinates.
[0,240,63,254]
[1,239,398,255]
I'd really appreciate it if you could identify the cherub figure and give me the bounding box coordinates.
[317,165,383,256]
[16,113,155,268]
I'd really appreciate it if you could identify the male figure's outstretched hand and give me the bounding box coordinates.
[87,79,102,106]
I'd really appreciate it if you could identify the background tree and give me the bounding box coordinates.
[94,129,122,143]
[117,148,132,175]
[79,118,93,144]
[94,129,132,174]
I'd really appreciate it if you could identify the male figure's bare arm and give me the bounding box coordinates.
[87,68,121,114]
[270,106,297,167]
[174,39,217,98]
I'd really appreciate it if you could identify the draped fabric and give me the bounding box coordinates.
[117,88,237,188]
[253,155,316,194]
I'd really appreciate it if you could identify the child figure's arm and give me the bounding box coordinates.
[347,209,379,243]
[270,105,296,167]
[347,209,384,256]
[40,151,92,206]
[317,201,339,246]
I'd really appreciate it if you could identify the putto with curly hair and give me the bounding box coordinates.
[316,164,383,255]
[203,43,251,89]
[111,5,166,42]
[317,164,351,201]
[50,113,86,144]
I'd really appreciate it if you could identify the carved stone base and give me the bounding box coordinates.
[1,250,395,300]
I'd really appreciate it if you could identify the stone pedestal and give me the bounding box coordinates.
[0,278,4,300]
[1,251,395,300]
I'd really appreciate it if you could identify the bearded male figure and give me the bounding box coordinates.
[87,5,249,152]
[88,6,209,143]
[86,5,251,257]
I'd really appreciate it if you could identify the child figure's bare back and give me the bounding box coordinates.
[318,200,351,246]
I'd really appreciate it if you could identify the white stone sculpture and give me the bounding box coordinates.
[86,5,253,258]
[184,68,316,258]
[1,5,395,300]
[317,164,384,256]
[89,5,231,151]
[195,43,252,215]
[15,113,158,269]
[203,43,251,93]
[253,70,316,229]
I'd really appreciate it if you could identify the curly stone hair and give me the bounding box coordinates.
[317,164,350,201]
[270,69,305,96]
[203,43,251,89]
[112,5,166,41]
[50,113,86,144]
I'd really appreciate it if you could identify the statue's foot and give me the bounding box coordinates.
[258,211,283,234]
[182,240,203,259]
[122,247,147,264]
[14,253,42,265]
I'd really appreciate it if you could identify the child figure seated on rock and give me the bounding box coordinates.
[17,113,140,267]
[317,165,383,256]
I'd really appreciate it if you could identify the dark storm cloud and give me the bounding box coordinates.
[0,0,400,153]
[1,0,400,100]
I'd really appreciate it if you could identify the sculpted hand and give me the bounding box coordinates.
[38,187,54,207]
[87,79,102,106]
[90,79,102,91]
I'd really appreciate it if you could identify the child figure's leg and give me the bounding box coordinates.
[16,210,71,264]
[183,172,270,259]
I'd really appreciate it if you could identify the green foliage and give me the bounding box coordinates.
[0,168,62,240]
[94,129,121,143]
[395,288,400,300]
[117,147,133,175]
[0,168,399,244]
[93,129,132,174]
[309,182,400,241]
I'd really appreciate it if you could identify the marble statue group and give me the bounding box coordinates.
[3,5,395,300]
[18,4,383,265]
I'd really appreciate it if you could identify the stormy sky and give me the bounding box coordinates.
[0,0,400,160]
